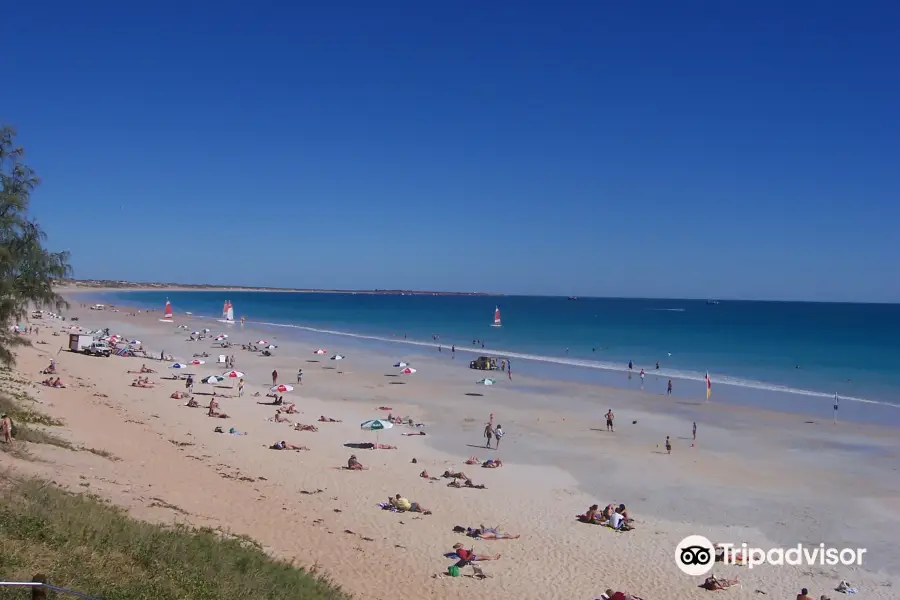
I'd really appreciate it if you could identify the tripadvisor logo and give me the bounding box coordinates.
[675,535,867,576]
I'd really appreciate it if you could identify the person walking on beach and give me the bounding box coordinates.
[605,409,614,432]
[494,424,504,449]
[186,375,194,394]
[692,421,697,440]
[484,422,494,449]
[451,344,455,359]
[500,359,506,371]
[665,436,672,454]
[507,362,512,380]
[272,369,278,386]
[297,368,303,384]
[238,378,244,397]
[639,368,645,385]
[1,413,13,444]
[628,360,633,370]
[667,379,673,395]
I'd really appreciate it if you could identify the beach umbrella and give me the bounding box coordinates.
[202,328,210,333]
[393,361,409,368]
[313,349,327,355]
[331,354,345,361]
[265,344,277,350]
[270,384,294,393]
[223,370,245,379]
[202,375,225,384]
[360,418,393,444]
[400,367,417,375]
[190,359,206,365]
[170,363,188,369]
[130,339,141,345]
[477,378,495,385]
[256,340,269,345]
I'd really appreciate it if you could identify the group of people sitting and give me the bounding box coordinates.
[578,503,634,531]
[41,377,65,388]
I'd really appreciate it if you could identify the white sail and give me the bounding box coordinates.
[226,303,234,322]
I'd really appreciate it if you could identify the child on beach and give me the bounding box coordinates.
[493,425,504,449]
[665,436,672,454]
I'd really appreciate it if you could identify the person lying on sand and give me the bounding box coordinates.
[270,440,309,451]
[318,416,342,422]
[401,431,426,436]
[294,423,318,432]
[442,470,468,480]
[140,364,156,373]
[185,397,199,408]
[448,478,486,489]
[347,442,395,449]
[389,494,431,514]
[171,391,188,399]
[452,543,499,565]
[481,459,502,468]
[420,470,440,481]
[269,410,293,424]
[601,589,646,600]
[701,576,739,591]
[345,454,367,470]
[42,377,66,388]
[467,528,518,540]
[465,456,480,465]
[282,403,298,414]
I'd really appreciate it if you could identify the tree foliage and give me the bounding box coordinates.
[0,126,72,364]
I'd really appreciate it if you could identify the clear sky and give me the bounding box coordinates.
[5,1,899,301]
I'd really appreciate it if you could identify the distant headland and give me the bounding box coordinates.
[57,279,500,297]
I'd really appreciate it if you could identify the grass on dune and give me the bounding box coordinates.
[0,477,351,600]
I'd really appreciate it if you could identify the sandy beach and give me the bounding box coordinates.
[3,298,899,600]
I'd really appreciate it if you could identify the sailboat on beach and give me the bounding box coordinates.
[491,306,502,328]
[159,299,174,322]
[218,300,235,324]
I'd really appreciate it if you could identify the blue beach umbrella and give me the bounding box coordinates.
[170,363,188,369]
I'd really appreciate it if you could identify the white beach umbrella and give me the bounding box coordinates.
[202,375,225,384]
[400,367,417,375]
[256,340,269,345]
[130,339,141,345]
[477,378,495,385]
[202,328,211,333]
[223,370,245,379]
[313,349,327,355]
[190,359,206,365]
[331,354,345,361]
[393,361,409,368]
[170,363,188,369]
[270,384,294,393]
[265,344,277,350]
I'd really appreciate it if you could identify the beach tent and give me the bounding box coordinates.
[218,355,227,364]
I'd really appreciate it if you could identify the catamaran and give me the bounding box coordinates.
[219,300,235,324]
[159,299,174,322]
[491,306,502,328]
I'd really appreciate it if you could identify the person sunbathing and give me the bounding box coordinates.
[401,431,426,436]
[318,416,342,422]
[481,459,502,468]
[714,544,746,564]
[140,364,156,373]
[185,397,199,408]
[42,365,56,374]
[442,470,468,480]
[345,454,368,470]
[465,456,480,465]
[294,423,318,432]
[43,377,66,388]
[701,576,739,591]
[171,391,187,399]
[282,403,298,414]
[389,494,431,514]
[451,543,500,565]
[469,528,518,540]
[448,478,486,489]
[420,470,440,481]
[270,410,293,424]
[208,398,228,418]
[270,440,308,451]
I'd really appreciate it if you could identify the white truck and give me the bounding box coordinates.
[68,334,111,357]
[84,341,111,357]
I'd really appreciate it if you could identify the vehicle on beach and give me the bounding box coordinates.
[84,341,111,357]
[469,356,499,370]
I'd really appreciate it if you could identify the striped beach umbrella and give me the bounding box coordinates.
[270,384,294,393]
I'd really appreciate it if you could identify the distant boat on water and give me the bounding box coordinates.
[491,306,502,327]
[159,299,174,322]
[706,300,720,305]
[567,296,578,300]
[219,300,235,324]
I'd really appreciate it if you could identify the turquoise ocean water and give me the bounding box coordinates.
[92,291,900,413]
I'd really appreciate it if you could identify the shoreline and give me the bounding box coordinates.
[5,300,899,599]
[74,289,900,426]
[57,284,500,296]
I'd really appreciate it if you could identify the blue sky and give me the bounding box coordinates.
[6,1,899,301]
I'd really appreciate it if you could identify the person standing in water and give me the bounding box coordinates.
[628,360,633,370]
[451,344,455,359]
[667,379,673,395]
[605,409,614,432]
